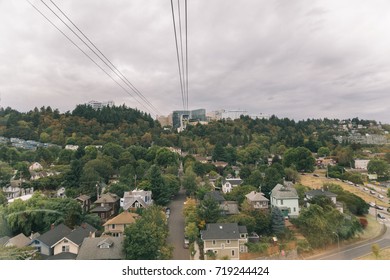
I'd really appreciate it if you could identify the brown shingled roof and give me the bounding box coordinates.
[103,211,139,226]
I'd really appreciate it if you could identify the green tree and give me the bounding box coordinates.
[212,142,226,162]
[367,159,389,177]
[284,167,300,183]
[123,206,172,260]
[197,197,221,224]
[182,167,198,196]
[156,148,177,167]
[263,167,283,196]
[148,165,170,206]
[283,147,315,172]
[0,191,7,206]
[317,147,331,157]
[271,207,285,236]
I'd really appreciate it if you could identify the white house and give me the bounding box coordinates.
[221,178,243,193]
[270,183,299,218]
[355,159,370,170]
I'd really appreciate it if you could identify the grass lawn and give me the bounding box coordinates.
[300,173,388,207]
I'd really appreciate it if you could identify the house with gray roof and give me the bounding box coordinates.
[271,183,299,218]
[221,178,243,193]
[4,233,31,248]
[245,191,269,209]
[204,191,239,215]
[305,189,343,213]
[120,189,153,211]
[201,223,248,260]
[31,224,72,256]
[76,236,125,260]
[51,223,97,258]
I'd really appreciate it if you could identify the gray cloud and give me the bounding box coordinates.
[0,0,390,123]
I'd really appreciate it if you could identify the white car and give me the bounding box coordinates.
[363,187,368,191]
[369,202,376,207]
[378,194,384,199]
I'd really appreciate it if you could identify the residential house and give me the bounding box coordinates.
[76,194,91,214]
[120,189,153,211]
[51,223,97,257]
[204,191,239,215]
[305,189,343,213]
[103,211,139,237]
[2,186,21,200]
[221,178,243,194]
[31,224,72,256]
[4,233,31,248]
[29,162,43,171]
[245,191,269,209]
[201,223,248,260]
[213,161,229,169]
[355,159,370,170]
[270,183,299,218]
[76,236,125,260]
[65,145,79,151]
[91,192,120,222]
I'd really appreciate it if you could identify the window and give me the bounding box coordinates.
[212,240,216,245]
[62,245,69,252]
[293,207,296,212]
[112,224,116,229]
[63,239,68,243]
[280,199,284,205]
[221,244,225,249]
[226,240,230,244]
[231,250,235,256]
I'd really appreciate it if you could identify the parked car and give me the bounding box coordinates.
[378,194,384,199]
[375,205,384,210]
[377,213,386,220]
[370,190,376,195]
[369,202,376,207]
[363,187,368,191]
[183,237,189,249]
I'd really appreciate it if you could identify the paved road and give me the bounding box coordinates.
[167,187,189,260]
[307,216,390,260]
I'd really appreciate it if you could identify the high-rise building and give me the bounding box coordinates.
[172,109,206,130]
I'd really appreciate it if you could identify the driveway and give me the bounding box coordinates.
[167,187,189,260]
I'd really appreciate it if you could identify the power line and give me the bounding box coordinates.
[185,0,189,111]
[177,0,186,109]
[26,0,160,116]
[39,0,159,116]
[47,0,161,116]
[170,0,186,110]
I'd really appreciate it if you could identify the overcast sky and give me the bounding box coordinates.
[1,0,390,123]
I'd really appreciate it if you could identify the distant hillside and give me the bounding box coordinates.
[0,105,160,147]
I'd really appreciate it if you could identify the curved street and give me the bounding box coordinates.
[308,218,390,260]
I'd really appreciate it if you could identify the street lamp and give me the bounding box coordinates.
[333,232,339,250]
